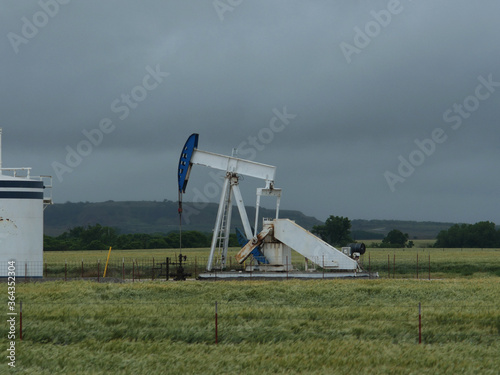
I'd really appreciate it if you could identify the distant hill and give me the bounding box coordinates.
[43,201,323,236]
[351,219,456,240]
[44,201,456,239]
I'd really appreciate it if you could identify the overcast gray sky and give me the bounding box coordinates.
[1,0,499,224]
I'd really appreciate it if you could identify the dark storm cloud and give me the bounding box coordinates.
[1,0,499,224]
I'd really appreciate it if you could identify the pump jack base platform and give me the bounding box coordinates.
[198,270,378,280]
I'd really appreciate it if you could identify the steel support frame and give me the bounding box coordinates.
[254,187,282,236]
[206,174,255,271]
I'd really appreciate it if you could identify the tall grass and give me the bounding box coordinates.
[3,279,499,374]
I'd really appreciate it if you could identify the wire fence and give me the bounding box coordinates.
[10,300,500,346]
[361,249,500,278]
[2,248,500,280]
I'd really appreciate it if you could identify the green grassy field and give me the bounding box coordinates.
[42,247,217,263]
[6,246,498,374]
[4,278,500,374]
[42,246,500,279]
[364,248,500,278]
[40,239,436,263]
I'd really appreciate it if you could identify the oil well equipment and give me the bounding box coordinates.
[177,133,372,279]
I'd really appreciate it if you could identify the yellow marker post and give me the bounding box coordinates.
[103,247,112,277]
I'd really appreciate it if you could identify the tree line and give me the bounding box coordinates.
[312,216,499,248]
[43,224,239,251]
[311,216,414,248]
[434,221,500,248]
[44,219,500,251]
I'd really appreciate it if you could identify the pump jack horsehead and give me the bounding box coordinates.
[177,133,369,277]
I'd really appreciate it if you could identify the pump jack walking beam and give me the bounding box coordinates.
[178,134,279,271]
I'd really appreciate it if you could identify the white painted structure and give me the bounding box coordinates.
[273,219,358,269]
[235,218,359,271]
[189,148,278,271]
[0,129,52,277]
[179,134,362,274]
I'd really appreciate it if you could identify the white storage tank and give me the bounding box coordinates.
[0,129,51,278]
[0,175,44,277]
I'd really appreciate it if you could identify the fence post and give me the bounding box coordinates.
[97,260,100,283]
[388,254,390,278]
[393,253,396,279]
[418,302,422,344]
[215,301,218,345]
[166,258,169,281]
[44,262,47,278]
[81,259,84,279]
[20,301,22,341]
[416,253,419,280]
[322,255,325,279]
[25,262,27,282]
[122,258,125,281]
[152,257,155,281]
[194,256,197,279]
[133,260,135,282]
[65,261,67,282]
[428,254,431,280]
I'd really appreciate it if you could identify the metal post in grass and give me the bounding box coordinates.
[65,261,67,282]
[133,260,135,282]
[97,260,100,283]
[122,258,125,281]
[418,302,422,344]
[44,262,47,278]
[393,253,396,279]
[81,259,84,279]
[322,255,325,279]
[194,256,197,279]
[428,254,431,280]
[416,253,419,280]
[166,257,169,281]
[215,301,218,345]
[25,262,27,282]
[19,301,22,341]
[387,254,390,278]
[152,257,155,281]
